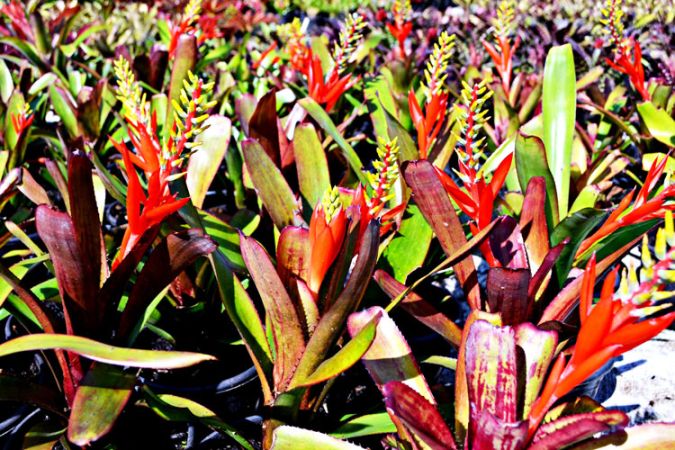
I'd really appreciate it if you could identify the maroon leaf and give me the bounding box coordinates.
[373,269,462,346]
[68,154,107,329]
[486,268,532,325]
[249,90,280,165]
[489,216,529,270]
[241,234,306,392]
[402,160,480,309]
[469,408,528,450]
[528,239,568,302]
[465,320,518,423]
[383,381,457,450]
[529,410,628,450]
[519,177,550,273]
[118,230,216,338]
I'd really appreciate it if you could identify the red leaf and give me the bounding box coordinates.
[276,226,310,286]
[383,381,457,450]
[469,408,527,450]
[530,410,628,450]
[249,90,280,165]
[489,216,529,270]
[486,268,532,325]
[519,177,550,273]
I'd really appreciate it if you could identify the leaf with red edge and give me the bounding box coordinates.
[530,409,628,450]
[240,235,306,391]
[469,408,528,450]
[249,90,280,165]
[528,239,568,302]
[67,363,135,446]
[515,134,559,228]
[373,270,462,346]
[571,423,675,449]
[520,177,550,274]
[118,230,216,338]
[402,160,480,308]
[347,307,434,402]
[486,268,531,325]
[383,381,457,450]
[465,320,519,423]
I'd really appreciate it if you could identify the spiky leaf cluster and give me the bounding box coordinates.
[454,80,493,170]
[321,186,343,222]
[393,0,412,24]
[169,71,216,159]
[494,0,517,38]
[600,0,626,49]
[113,57,148,126]
[423,32,456,100]
[332,13,367,75]
[366,137,400,210]
[619,211,675,311]
[181,0,202,28]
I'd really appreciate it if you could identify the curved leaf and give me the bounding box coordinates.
[272,426,366,450]
[0,334,215,368]
[186,116,231,208]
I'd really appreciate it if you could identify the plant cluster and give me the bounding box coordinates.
[0,0,674,449]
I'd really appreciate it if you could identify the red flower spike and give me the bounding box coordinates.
[308,187,348,297]
[168,0,220,57]
[605,39,650,101]
[386,0,412,57]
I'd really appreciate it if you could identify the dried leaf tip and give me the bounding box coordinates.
[424,31,455,100]
[332,13,367,76]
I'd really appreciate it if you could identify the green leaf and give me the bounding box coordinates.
[143,388,254,450]
[292,317,378,389]
[67,363,135,446]
[272,426,366,450]
[186,116,231,208]
[59,24,106,57]
[49,85,80,138]
[515,133,560,228]
[0,334,215,368]
[382,204,433,283]
[242,138,300,229]
[0,59,13,103]
[200,210,246,271]
[569,185,601,214]
[331,412,396,439]
[294,123,331,208]
[642,153,675,173]
[365,75,398,144]
[299,97,367,185]
[551,208,607,283]
[382,103,417,162]
[638,101,675,146]
[543,44,576,219]
[422,355,457,370]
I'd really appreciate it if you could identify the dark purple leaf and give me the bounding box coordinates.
[249,90,280,165]
[489,216,529,270]
[486,268,531,325]
[529,410,628,450]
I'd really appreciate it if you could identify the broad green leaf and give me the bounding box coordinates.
[331,412,396,439]
[584,219,659,263]
[569,185,601,214]
[272,426,365,450]
[0,59,13,103]
[49,85,80,138]
[294,123,330,208]
[200,211,246,270]
[543,44,576,218]
[642,153,675,173]
[67,363,135,446]
[365,75,398,143]
[382,103,417,162]
[299,97,367,184]
[242,138,300,229]
[143,388,254,450]
[638,101,675,146]
[0,334,215,368]
[515,133,560,228]
[187,115,231,208]
[59,24,106,57]
[551,208,607,283]
[348,307,435,403]
[292,317,377,389]
[382,204,432,283]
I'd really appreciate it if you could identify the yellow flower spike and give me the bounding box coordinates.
[321,186,343,223]
[641,235,653,268]
[655,228,667,261]
[665,210,675,247]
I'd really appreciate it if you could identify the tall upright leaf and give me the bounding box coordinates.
[543,44,576,219]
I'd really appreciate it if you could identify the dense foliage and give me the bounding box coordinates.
[0,0,674,448]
